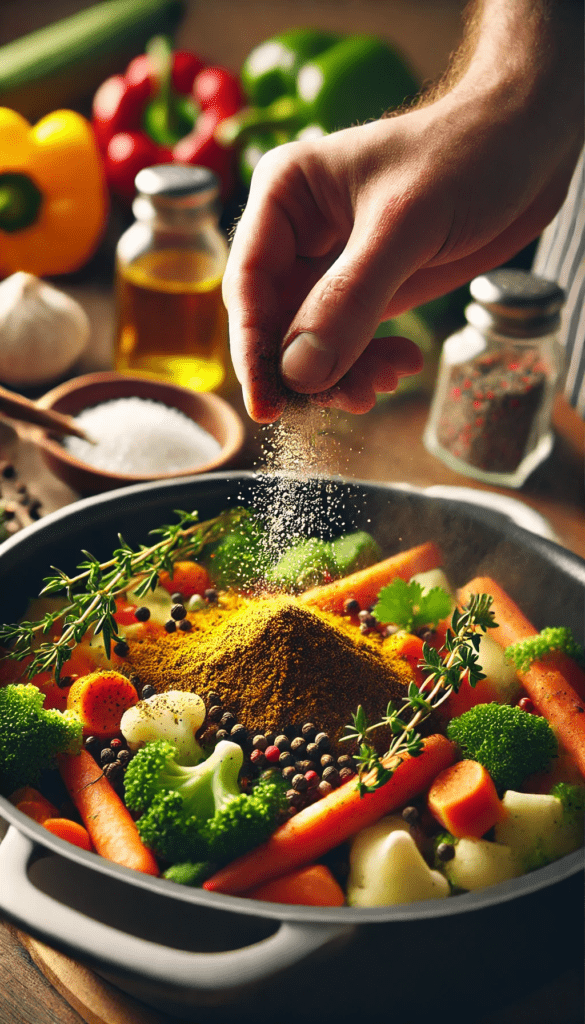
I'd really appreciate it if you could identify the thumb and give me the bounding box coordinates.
[280,233,411,394]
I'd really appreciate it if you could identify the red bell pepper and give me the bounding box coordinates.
[92,38,245,202]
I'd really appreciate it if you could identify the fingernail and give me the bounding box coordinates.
[281,332,337,390]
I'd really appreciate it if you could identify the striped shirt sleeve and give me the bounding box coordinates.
[533,149,585,417]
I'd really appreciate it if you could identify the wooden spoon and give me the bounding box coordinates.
[0,383,94,441]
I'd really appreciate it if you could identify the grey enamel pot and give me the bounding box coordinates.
[0,472,583,1023]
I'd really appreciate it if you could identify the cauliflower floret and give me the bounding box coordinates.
[121,690,206,765]
[347,815,450,906]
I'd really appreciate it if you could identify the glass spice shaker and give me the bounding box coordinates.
[423,269,566,488]
[114,164,230,393]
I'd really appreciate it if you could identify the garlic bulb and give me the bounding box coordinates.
[0,272,90,387]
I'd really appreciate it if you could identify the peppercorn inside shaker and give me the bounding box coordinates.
[115,164,230,393]
[423,269,565,487]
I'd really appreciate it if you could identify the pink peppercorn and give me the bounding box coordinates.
[305,770,320,788]
[264,745,280,764]
[518,696,535,714]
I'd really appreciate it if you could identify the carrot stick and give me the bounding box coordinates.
[458,577,585,781]
[298,541,443,613]
[427,760,507,838]
[58,750,159,876]
[204,733,456,895]
[43,817,93,852]
[243,864,346,906]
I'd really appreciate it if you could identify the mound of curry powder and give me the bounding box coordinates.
[122,596,413,740]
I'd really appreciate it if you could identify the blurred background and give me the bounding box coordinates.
[1,1,469,103]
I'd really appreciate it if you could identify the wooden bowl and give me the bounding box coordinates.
[35,372,246,495]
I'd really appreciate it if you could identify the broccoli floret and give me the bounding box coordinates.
[0,683,83,795]
[124,738,286,865]
[550,783,585,829]
[446,702,558,792]
[203,516,270,590]
[266,537,338,591]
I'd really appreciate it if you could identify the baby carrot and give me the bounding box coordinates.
[243,864,345,906]
[58,749,159,876]
[15,799,59,824]
[158,560,211,597]
[299,541,444,613]
[427,760,507,838]
[43,817,93,852]
[204,733,456,895]
[458,577,585,781]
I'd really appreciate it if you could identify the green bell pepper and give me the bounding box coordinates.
[227,31,419,185]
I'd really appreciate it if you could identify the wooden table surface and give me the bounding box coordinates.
[0,279,583,1024]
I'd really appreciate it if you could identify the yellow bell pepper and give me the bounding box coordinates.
[0,107,108,278]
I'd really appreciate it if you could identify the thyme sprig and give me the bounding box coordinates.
[0,507,249,681]
[341,594,497,794]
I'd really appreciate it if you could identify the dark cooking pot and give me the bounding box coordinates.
[0,472,583,1023]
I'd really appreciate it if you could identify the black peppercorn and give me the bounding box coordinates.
[291,773,308,792]
[274,734,290,752]
[208,691,221,706]
[134,606,151,622]
[204,588,218,603]
[314,731,330,752]
[278,751,294,768]
[164,619,176,633]
[215,728,229,741]
[84,735,99,754]
[230,724,247,743]
[343,598,360,615]
[301,722,317,741]
[305,742,319,761]
[171,603,187,621]
[116,749,132,767]
[208,705,223,722]
[295,759,315,774]
[100,747,116,766]
[318,779,333,797]
[220,712,236,730]
[402,806,419,826]
[103,761,123,782]
[320,754,335,769]
[113,640,129,657]
[322,765,340,786]
[337,755,356,770]
[436,841,456,862]
[178,618,192,631]
[252,734,268,751]
[290,736,307,757]
[56,674,73,690]
[141,684,156,700]
[171,592,183,604]
[339,766,355,781]
[286,789,305,808]
[282,765,296,782]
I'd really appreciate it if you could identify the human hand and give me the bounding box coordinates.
[224,4,583,422]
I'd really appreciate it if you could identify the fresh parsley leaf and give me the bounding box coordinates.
[374,578,452,632]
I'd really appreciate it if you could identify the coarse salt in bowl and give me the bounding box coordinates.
[35,372,246,495]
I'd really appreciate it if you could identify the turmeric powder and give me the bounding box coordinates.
[122,596,415,740]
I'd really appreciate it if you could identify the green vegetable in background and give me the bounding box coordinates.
[224,31,419,186]
[203,515,270,590]
[330,531,381,576]
[240,27,342,107]
[266,537,338,591]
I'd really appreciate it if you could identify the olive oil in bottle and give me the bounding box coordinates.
[115,165,229,392]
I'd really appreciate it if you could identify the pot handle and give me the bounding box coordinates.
[0,827,352,992]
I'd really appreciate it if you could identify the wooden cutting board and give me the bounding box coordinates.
[17,931,182,1024]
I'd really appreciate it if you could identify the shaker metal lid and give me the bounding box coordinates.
[470,269,565,320]
[134,164,220,200]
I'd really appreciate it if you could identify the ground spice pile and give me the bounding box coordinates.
[123,596,410,740]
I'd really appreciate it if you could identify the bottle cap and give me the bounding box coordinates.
[467,269,565,337]
[134,164,220,200]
